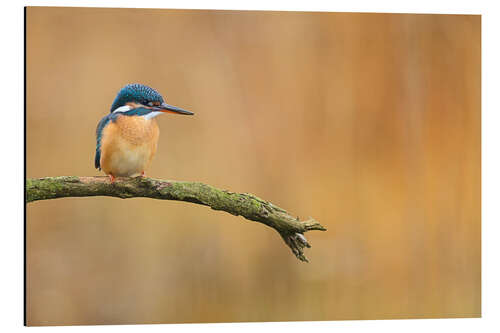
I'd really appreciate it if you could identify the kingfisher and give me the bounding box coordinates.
[95,83,194,182]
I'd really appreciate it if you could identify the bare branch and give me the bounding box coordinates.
[26,176,326,262]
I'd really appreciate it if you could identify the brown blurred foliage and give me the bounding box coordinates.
[26,7,480,325]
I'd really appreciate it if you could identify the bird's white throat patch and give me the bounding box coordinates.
[112,105,162,119]
[143,111,163,119]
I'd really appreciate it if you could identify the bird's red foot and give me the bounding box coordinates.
[108,174,116,183]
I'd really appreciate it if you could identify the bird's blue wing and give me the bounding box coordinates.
[95,113,113,170]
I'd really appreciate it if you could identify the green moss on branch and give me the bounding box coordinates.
[26,176,326,262]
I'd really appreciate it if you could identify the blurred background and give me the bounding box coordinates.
[26,7,480,325]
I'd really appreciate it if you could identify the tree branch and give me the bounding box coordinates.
[26,176,326,262]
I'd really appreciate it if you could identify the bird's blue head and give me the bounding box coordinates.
[110,83,193,116]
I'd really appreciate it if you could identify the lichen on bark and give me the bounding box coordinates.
[26,176,326,262]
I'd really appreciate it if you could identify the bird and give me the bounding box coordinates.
[95,83,194,183]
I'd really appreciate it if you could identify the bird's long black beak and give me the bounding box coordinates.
[158,102,194,115]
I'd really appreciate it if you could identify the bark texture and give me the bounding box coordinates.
[26,176,326,262]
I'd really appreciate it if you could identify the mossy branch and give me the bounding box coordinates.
[26,176,326,262]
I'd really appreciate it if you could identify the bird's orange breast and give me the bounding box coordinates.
[100,115,160,177]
